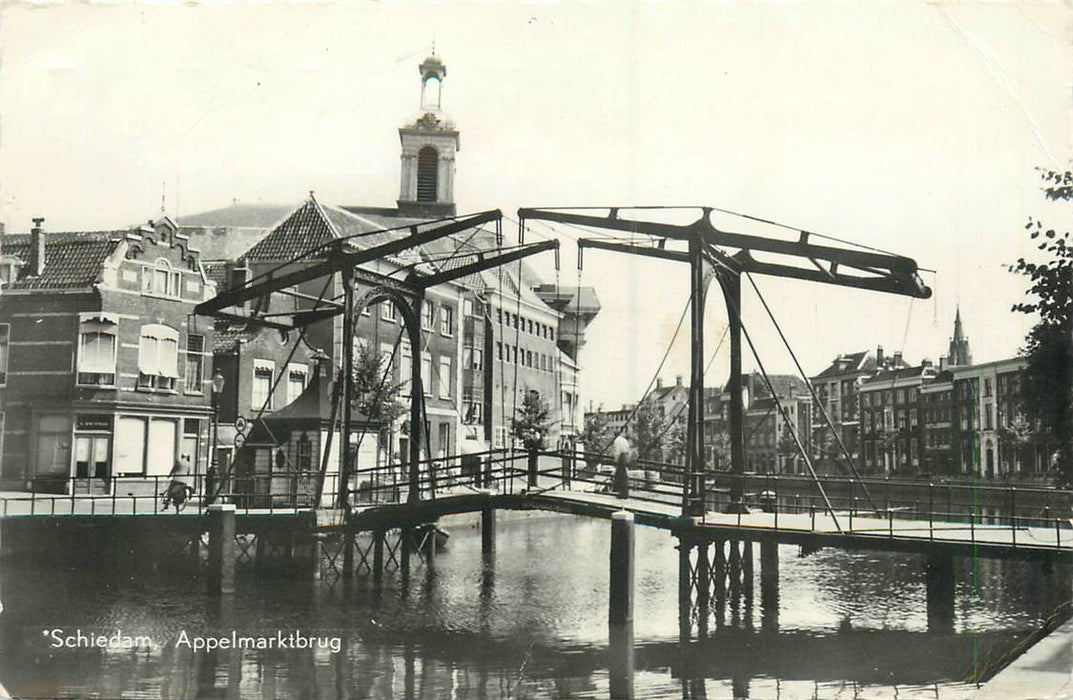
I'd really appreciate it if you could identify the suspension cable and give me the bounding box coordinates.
[743,271,880,513]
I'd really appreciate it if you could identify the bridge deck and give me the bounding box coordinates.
[2,479,1070,560]
[341,485,1073,560]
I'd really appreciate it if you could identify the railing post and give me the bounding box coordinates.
[527,449,539,489]
[1056,518,1062,548]
[1010,487,1017,548]
[928,482,934,541]
[810,505,816,532]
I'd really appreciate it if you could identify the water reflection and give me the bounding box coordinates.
[0,511,1068,699]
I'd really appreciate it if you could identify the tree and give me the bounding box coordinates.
[777,428,800,474]
[634,400,666,463]
[352,342,405,451]
[1010,168,1073,484]
[580,407,612,471]
[666,418,687,466]
[511,390,550,450]
[999,412,1035,475]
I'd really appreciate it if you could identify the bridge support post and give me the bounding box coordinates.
[400,527,412,589]
[760,541,779,631]
[527,450,539,488]
[924,551,955,633]
[742,539,754,610]
[678,535,692,639]
[373,530,385,583]
[609,511,635,699]
[342,532,354,581]
[207,504,236,595]
[481,508,496,558]
[695,541,710,636]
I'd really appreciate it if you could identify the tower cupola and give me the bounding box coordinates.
[397,53,460,218]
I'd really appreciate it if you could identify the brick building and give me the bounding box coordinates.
[0,217,216,493]
[810,346,908,468]
[859,362,935,475]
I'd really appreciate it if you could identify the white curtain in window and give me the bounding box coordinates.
[140,325,179,377]
[80,330,116,373]
[115,417,146,474]
[147,419,176,476]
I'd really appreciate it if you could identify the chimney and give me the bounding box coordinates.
[893,351,903,365]
[675,375,683,387]
[939,355,948,372]
[656,377,663,389]
[921,358,933,368]
[29,218,45,276]
[876,345,884,365]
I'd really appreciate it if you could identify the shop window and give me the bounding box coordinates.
[35,415,72,481]
[147,418,177,476]
[77,316,118,386]
[115,416,147,475]
[138,324,179,390]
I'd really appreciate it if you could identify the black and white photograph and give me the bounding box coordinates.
[0,2,1071,698]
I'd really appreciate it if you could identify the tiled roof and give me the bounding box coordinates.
[1,231,123,291]
[201,260,230,293]
[812,350,872,379]
[861,364,935,387]
[244,200,339,261]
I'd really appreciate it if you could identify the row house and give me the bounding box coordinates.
[708,373,812,473]
[0,218,216,494]
[949,357,1055,477]
[859,362,935,475]
[810,346,909,469]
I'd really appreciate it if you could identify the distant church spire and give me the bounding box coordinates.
[397,53,459,218]
[947,306,973,367]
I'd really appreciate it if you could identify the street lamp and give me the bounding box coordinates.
[208,370,225,504]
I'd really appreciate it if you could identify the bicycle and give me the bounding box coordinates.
[161,482,195,513]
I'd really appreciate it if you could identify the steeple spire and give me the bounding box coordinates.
[947,306,972,367]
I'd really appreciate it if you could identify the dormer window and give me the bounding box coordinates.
[0,257,21,288]
[142,259,181,299]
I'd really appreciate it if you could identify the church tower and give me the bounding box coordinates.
[947,306,973,367]
[397,54,460,218]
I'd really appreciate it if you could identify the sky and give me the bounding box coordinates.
[1,2,1070,409]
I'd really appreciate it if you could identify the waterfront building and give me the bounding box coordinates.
[0,218,217,493]
[859,362,935,475]
[810,346,908,469]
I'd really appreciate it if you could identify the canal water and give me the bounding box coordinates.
[0,511,1069,699]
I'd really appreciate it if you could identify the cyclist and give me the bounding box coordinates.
[163,455,195,512]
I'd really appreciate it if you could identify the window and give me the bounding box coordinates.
[297,433,313,470]
[422,302,436,331]
[76,316,117,386]
[472,348,483,371]
[421,353,432,397]
[417,146,439,203]
[526,350,533,367]
[0,323,8,385]
[463,299,474,317]
[984,378,993,397]
[496,309,503,325]
[400,342,412,396]
[137,324,178,390]
[550,327,555,342]
[115,416,147,475]
[147,418,177,476]
[180,418,199,472]
[252,361,274,410]
[184,334,204,393]
[144,260,181,298]
[438,422,451,458]
[439,357,452,398]
[0,259,20,287]
[360,303,371,317]
[381,302,397,322]
[496,342,503,361]
[286,365,307,405]
[440,305,454,336]
[985,404,993,430]
[493,426,508,449]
